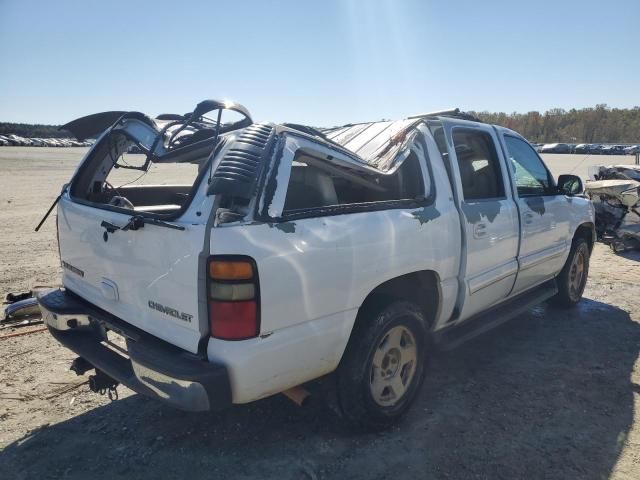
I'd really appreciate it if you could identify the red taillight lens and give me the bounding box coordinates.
[209,300,258,339]
[207,256,259,340]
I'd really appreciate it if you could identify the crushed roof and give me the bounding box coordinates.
[320,118,423,172]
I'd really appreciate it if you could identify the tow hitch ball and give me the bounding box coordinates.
[88,369,120,400]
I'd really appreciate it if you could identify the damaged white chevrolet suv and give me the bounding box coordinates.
[37,100,595,427]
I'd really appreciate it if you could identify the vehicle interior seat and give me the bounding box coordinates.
[470,163,494,198]
[394,153,423,199]
[284,164,339,210]
[456,143,501,199]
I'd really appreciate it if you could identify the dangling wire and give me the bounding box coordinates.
[104,132,152,190]
[115,164,151,189]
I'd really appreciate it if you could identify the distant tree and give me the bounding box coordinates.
[0,122,72,138]
[469,104,640,143]
[2,105,640,143]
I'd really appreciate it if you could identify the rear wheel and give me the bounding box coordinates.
[552,238,590,307]
[337,300,429,429]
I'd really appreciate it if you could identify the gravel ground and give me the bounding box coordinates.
[1,147,639,479]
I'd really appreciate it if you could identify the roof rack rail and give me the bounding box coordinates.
[408,108,482,123]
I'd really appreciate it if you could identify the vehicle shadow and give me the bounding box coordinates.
[1,298,638,480]
[615,248,640,262]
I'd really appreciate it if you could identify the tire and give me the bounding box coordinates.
[552,237,590,307]
[337,300,429,429]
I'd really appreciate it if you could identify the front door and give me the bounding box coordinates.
[441,122,520,321]
[500,134,572,293]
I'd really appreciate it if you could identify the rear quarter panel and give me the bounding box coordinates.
[207,128,461,403]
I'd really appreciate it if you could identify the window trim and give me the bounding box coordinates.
[260,132,436,223]
[503,134,557,198]
[278,197,430,222]
[450,126,508,203]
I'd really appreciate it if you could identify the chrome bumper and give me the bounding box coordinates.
[37,288,231,412]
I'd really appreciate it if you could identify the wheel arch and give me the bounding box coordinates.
[573,221,595,253]
[355,270,442,332]
[335,269,441,371]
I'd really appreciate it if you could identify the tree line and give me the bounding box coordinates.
[471,105,640,144]
[0,122,72,138]
[2,104,640,143]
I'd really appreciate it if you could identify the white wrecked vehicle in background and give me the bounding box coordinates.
[34,100,594,428]
[586,165,640,251]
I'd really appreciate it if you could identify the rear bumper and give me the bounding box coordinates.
[37,288,231,412]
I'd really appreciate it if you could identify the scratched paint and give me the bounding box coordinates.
[461,202,502,223]
[411,206,441,225]
[268,222,296,234]
[525,197,546,216]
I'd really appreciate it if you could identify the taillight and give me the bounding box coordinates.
[208,256,259,340]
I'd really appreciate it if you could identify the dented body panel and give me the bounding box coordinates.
[208,125,461,402]
[586,165,640,250]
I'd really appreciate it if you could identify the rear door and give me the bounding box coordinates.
[499,133,571,293]
[441,121,520,321]
[57,191,211,354]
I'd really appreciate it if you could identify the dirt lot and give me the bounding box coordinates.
[1,147,640,479]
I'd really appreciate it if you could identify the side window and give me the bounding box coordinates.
[452,129,505,200]
[504,136,552,196]
[282,151,426,213]
[283,162,339,211]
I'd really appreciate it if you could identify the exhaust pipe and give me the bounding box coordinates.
[281,385,310,407]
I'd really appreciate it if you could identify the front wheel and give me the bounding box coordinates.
[552,238,590,307]
[336,300,429,429]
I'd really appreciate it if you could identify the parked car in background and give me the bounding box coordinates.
[600,145,614,155]
[624,145,640,155]
[0,134,95,147]
[531,143,543,152]
[6,134,25,145]
[575,144,589,154]
[539,143,570,154]
[599,145,626,155]
[612,145,627,155]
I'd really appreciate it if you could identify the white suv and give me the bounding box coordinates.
[37,101,594,427]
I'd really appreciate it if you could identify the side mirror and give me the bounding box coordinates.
[557,174,583,196]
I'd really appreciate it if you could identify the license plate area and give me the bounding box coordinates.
[102,329,130,359]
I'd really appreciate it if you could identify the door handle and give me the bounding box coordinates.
[473,223,487,238]
[524,212,534,225]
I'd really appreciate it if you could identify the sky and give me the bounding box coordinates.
[1,0,639,126]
